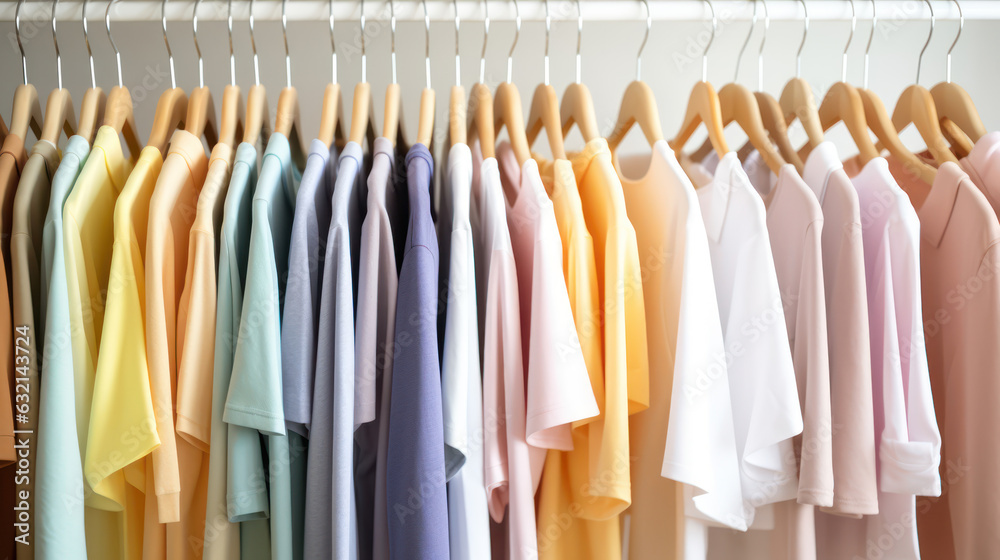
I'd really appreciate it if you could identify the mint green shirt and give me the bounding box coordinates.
[35,135,89,559]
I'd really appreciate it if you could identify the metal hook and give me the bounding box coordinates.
[841,0,856,82]
[52,0,63,90]
[360,0,366,83]
[227,0,235,85]
[423,0,431,89]
[479,0,490,84]
[574,0,582,83]
[453,0,460,86]
[735,0,757,82]
[106,0,123,87]
[543,0,551,85]
[506,0,520,84]
[249,0,260,86]
[15,0,27,85]
[796,0,808,78]
[702,0,717,82]
[637,0,651,81]
[193,0,204,88]
[945,0,962,83]
[162,0,176,89]
[389,0,397,84]
[864,0,876,88]
[329,0,337,84]
[757,0,770,91]
[281,0,291,88]
[916,0,933,85]
[83,0,96,88]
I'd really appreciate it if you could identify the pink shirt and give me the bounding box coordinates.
[960,131,1000,217]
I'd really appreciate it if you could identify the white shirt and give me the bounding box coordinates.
[439,143,492,559]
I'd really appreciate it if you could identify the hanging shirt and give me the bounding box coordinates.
[959,130,1000,217]
[203,142,269,560]
[470,142,536,558]
[613,142,738,560]
[63,125,137,560]
[175,142,232,560]
[354,137,406,560]
[0,133,26,475]
[225,133,301,560]
[386,144,449,559]
[303,140,364,560]
[10,138,59,559]
[496,143,598,485]
[438,142,491,560]
[35,135,89,559]
[685,152,802,546]
[887,159,1000,560]
[533,153,617,560]
[799,142,879,521]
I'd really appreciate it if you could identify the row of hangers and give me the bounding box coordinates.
[2,0,987,185]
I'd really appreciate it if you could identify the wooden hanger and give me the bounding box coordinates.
[415,0,435,148]
[273,0,307,169]
[40,0,76,145]
[348,1,377,150]
[242,1,271,149]
[466,4,495,158]
[101,0,142,156]
[76,0,105,145]
[777,0,824,151]
[383,82,407,148]
[606,2,663,154]
[185,0,218,147]
[218,84,244,149]
[859,88,936,183]
[316,0,344,149]
[11,84,44,143]
[930,0,985,146]
[490,1,530,165]
[559,0,599,144]
[146,3,188,156]
[524,1,566,160]
[815,82,879,163]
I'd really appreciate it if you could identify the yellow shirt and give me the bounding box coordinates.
[64,125,138,560]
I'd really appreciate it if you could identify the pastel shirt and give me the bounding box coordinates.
[960,131,1000,217]
[203,142,269,560]
[470,143,535,558]
[225,133,301,560]
[613,141,737,560]
[0,133,26,479]
[10,138,59,558]
[496,144,598,485]
[438,143,491,560]
[35,135,89,559]
[800,142,879,518]
[63,126,136,560]
[303,141,364,560]
[354,137,406,560]
[386,144,449,559]
[888,160,1000,560]
[688,153,802,528]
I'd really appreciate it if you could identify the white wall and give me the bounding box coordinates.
[0,0,997,159]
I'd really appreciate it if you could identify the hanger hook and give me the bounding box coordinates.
[423,0,431,89]
[193,0,204,88]
[636,0,651,81]
[479,0,490,83]
[360,0,366,82]
[574,0,583,83]
[227,0,235,85]
[506,0,520,84]
[329,0,337,84]
[841,0,856,82]
[389,0,397,84]
[83,0,96,88]
[757,0,769,91]
[52,0,63,90]
[543,0,550,85]
[795,0,808,77]
[864,0,876,88]
[249,0,260,86]
[15,0,27,85]
[162,0,176,89]
[107,0,123,87]
[701,0,717,83]
[735,0,757,83]
[945,0,962,83]
[453,0,460,86]
[916,0,933,85]
[282,0,291,88]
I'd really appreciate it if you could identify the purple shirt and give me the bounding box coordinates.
[386,144,449,559]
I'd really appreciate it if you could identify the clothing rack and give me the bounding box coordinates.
[0,0,995,23]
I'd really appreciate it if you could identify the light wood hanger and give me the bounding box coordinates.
[606,0,664,154]
[415,0,435,148]
[146,3,188,157]
[184,0,219,147]
[466,2,495,158]
[524,0,566,159]
[317,0,344,150]
[559,0,599,144]
[492,3,531,167]
[102,0,143,157]
[11,0,44,143]
[381,0,409,148]
[39,0,77,145]
[242,0,271,148]
[273,0,307,169]
[778,0,824,151]
[929,0,985,145]
[217,1,244,148]
[669,0,730,159]
[77,2,106,145]
[347,0,377,149]
[448,0,466,147]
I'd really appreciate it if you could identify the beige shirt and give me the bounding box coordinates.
[888,158,1000,560]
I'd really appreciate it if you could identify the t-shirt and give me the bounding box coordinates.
[385,144,449,559]
[613,141,736,560]
[438,142,491,560]
[203,142,269,560]
[960,130,1000,217]
[35,135,89,559]
[303,141,364,560]
[888,159,1000,560]
[225,133,301,560]
[63,125,136,559]
[10,138,59,558]
[354,137,406,560]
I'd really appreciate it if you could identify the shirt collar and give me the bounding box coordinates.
[699,151,742,242]
[802,141,842,203]
[93,125,131,192]
[918,161,966,248]
[167,129,209,187]
[960,131,1000,210]
[29,139,60,176]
